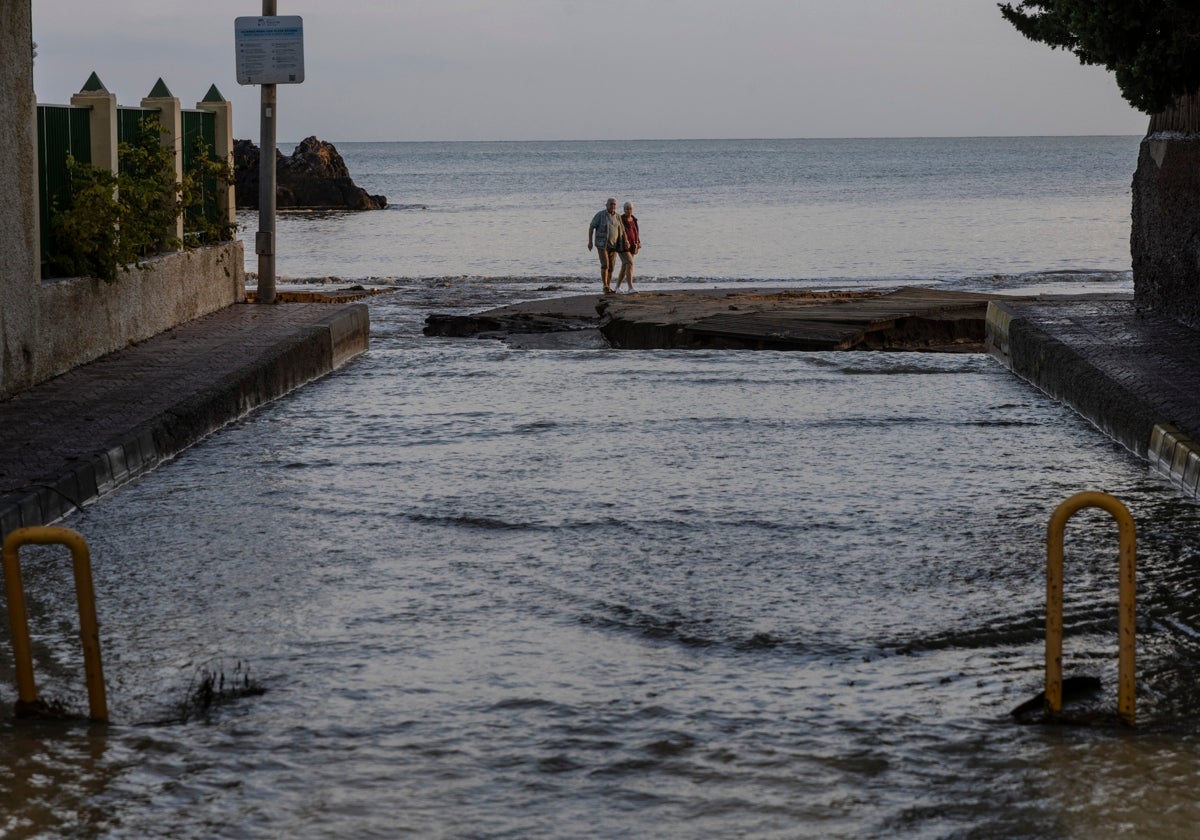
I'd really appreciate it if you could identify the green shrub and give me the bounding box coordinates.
[44,116,232,282]
[43,160,121,282]
[183,133,236,247]
[115,116,182,259]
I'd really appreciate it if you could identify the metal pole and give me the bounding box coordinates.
[2,533,38,712]
[256,0,278,304]
[1045,491,1137,726]
[3,527,109,723]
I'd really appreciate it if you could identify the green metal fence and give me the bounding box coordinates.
[116,107,159,145]
[36,105,91,275]
[182,109,216,168]
[182,109,219,243]
[37,103,227,276]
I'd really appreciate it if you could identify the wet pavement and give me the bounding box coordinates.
[988,295,1200,497]
[0,302,369,540]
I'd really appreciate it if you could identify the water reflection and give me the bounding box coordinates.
[1,721,116,836]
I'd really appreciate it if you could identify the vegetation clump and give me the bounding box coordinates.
[179,659,265,723]
[183,133,237,247]
[44,117,233,282]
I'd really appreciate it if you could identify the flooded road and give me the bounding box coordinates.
[4,283,1200,838]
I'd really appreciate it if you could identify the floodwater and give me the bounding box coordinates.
[5,280,1200,838]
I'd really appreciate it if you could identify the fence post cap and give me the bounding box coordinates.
[145,78,174,100]
[80,71,107,93]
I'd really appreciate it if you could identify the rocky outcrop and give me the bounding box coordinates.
[234,136,387,211]
[425,288,1008,351]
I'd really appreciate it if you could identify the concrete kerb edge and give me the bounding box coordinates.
[987,300,1193,495]
[1147,423,1200,495]
[0,304,370,541]
[328,304,371,368]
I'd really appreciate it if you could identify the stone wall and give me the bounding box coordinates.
[28,244,244,389]
[1132,134,1200,327]
[3,243,244,401]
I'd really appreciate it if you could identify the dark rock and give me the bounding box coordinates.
[233,136,387,211]
[423,288,1001,352]
[423,311,598,337]
[596,288,991,351]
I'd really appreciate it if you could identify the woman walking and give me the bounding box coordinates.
[615,202,641,292]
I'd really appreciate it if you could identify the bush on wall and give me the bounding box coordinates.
[183,133,236,247]
[44,117,232,282]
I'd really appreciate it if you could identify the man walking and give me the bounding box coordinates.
[587,197,626,294]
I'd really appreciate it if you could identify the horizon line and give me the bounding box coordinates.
[261,133,1147,145]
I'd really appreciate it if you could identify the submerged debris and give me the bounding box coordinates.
[13,695,75,721]
[1011,675,1103,724]
[179,660,266,723]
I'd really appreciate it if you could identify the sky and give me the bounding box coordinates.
[30,0,1149,143]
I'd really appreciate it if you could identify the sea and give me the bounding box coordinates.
[8,136,1200,839]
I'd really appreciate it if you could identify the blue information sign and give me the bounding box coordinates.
[235,16,305,85]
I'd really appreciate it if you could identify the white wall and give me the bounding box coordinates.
[33,245,244,385]
[0,0,245,400]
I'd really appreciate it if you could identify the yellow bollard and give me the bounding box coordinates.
[1045,492,1136,726]
[1,526,108,722]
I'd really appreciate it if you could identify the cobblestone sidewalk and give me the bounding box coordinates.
[0,302,369,539]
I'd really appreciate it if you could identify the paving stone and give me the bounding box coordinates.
[989,297,1200,495]
[0,302,368,541]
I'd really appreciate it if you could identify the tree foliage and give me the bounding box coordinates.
[44,161,122,282]
[998,1,1200,114]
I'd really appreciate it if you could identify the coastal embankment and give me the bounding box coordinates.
[0,302,369,541]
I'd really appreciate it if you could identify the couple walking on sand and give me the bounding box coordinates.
[587,198,641,294]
